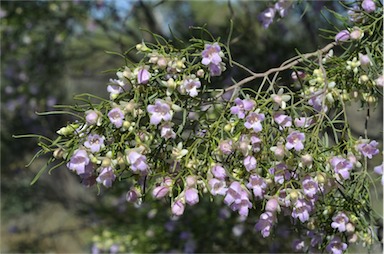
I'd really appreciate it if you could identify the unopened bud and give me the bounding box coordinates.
[101,158,111,167]
[53,148,64,159]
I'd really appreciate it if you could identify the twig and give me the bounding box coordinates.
[217,42,337,98]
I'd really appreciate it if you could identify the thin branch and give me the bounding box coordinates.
[217,42,337,98]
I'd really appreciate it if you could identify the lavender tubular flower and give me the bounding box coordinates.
[255,211,275,237]
[326,236,348,254]
[362,0,376,13]
[246,174,267,199]
[335,30,350,43]
[137,68,151,84]
[285,131,305,151]
[331,212,349,232]
[127,151,148,175]
[201,43,222,66]
[357,140,379,159]
[244,111,265,132]
[243,155,257,172]
[330,156,353,180]
[67,149,90,175]
[230,98,255,119]
[208,178,227,196]
[147,99,173,126]
[96,166,116,188]
[108,107,124,128]
[84,134,105,153]
[185,188,199,206]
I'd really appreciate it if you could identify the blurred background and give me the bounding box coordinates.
[1,0,382,253]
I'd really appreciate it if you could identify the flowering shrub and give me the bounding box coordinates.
[17,0,383,253]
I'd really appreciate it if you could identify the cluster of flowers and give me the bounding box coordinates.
[29,1,382,253]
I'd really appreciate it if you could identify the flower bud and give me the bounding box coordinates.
[316,172,326,184]
[348,233,358,243]
[224,124,232,132]
[362,0,376,13]
[289,190,299,202]
[101,158,111,167]
[123,121,130,129]
[335,30,350,43]
[301,154,313,166]
[196,69,204,77]
[53,148,64,159]
[186,175,197,187]
[126,188,139,203]
[350,27,363,40]
[265,198,280,213]
[185,188,199,206]
[346,223,355,234]
[137,68,151,85]
[171,200,185,216]
[152,186,170,199]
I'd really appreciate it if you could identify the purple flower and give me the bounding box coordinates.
[208,178,227,196]
[330,156,353,180]
[67,149,90,175]
[270,143,285,160]
[231,190,252,217]
[108,107,124,128]
[292,239,305,252]
[137,68,151,84]
[274,0,291,17]
[335,30,350,43]
[107,79,124,98]
[208,63,223,77]
[152,185,170,199]
[172,200,185,216]
[265,198,280,213]
[255,211,275,237]
[250,134,262,152]
[126,188,139,203]
[291,198,312,222]
[243,155,257,172]
[285,131,305,151]
[84,134,105,153]
[331,212,349,232]
[211,165,227,180]
[274,112,292,129]
[160,123,176,140]
[127,151,148,175]
[224,181,242,206]
[147,99,173,126]
[185,188,199,206]
[326,236,348,254]
[201,43,222,66]
[269,163,291,184]
[85,110,101,125]
[79,163,96,187]
[362,0,376,13]
[96,166,116,188]
[244,111,265,132]
[230,98,255,119]
[181,79,201,97]
[259,8,275,29]
[357,140,379,159]
[308,91,328,112]
[294,117,314,128]
[246,174,267,199]
[219,139,233,155]
[302,176,318,198]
